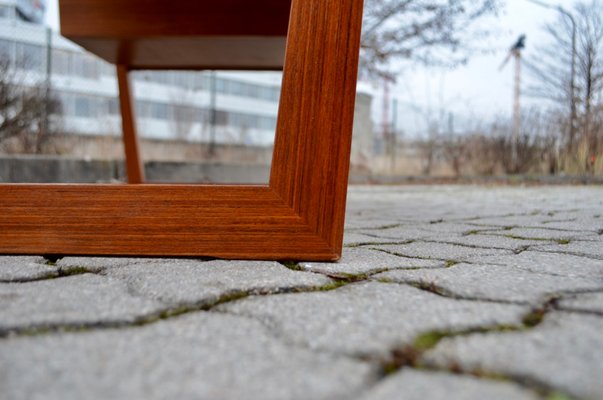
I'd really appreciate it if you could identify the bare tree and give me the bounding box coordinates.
[360,0,500,78]
[0,56,60,154]
[526,0,603,172]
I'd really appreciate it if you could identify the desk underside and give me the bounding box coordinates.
[59,0,291,69]
[70,36,287,70]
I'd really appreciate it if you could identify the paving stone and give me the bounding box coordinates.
[355,224,435,241]
[359,369,539,400]
[558,291,603,314]
[400,223,501,235]
[423,312,603,400]
[468,250,603,279]
[301,247,443,277]
[537,216,603,232]
[104,260,333,304]
[345,216,404,230]
[56,256,150,270]
[0,274,163,331]
[471,212,603,232]
[345,187,523,222]
[0,256,56,282]
[373,242,514,262]
[343,232,402,246]
[373,263,603,304]
[533,240,603,259]
[220,282,528,357]
[466,216,553,228]
[359,223,506,243]
[496,227,595,240]
[0,313,375,400]
[2,185,603,399]
[420,234,556,251]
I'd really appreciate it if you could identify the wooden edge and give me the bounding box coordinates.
[0,184,340,260]
[0,0,365,261]
[270,0,364,254]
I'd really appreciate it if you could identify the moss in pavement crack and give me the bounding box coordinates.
[503,234,551,242]
[378,324,521,375]
[0,265,101,284]
[0,279,354,339]
[43,255,63,266]
[371,247,451,265]
[346,240,415,248]
[376,299,574,399]
[514,245,531,254]
[279,261,305,272]
[56,266,99,277]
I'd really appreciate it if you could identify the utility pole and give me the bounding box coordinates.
[208,70,217,157]
[526,0,577,149]
[500,34,526,173]
[41,26,52,151]
[391,97,398,173]
[382,77,390,158]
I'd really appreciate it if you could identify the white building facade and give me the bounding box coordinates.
[0,0,282,147]
[1,0,374,169]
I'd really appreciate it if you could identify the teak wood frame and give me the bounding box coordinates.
[0,0,364,261]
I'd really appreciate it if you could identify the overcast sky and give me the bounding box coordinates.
[44,0,579,137]
[386,0,578,137]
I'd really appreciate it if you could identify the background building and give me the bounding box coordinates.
[0,0,373,177]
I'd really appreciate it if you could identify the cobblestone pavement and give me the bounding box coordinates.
[1,185,602,400]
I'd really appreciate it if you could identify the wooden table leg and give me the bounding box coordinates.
[116,64,145,184]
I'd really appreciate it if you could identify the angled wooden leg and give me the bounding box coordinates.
[116,64,145,184]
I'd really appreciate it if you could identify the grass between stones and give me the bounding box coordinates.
[43,255,64,266]
[374,296,571,400]
[0,265,101,284]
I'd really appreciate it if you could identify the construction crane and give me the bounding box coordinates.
[500,34,526,172]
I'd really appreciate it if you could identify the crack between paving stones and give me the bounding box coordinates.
[452,210,563,222]
[530,249,603,261]
[345,241,415,248]
[375,275,603,313]
[373,279,531,306]
[281,260,456,284]
[0,266,104,284]
[0,280,356,339]
[345,238,417,248]
[555,307,603,318]
[303,265,450,283]
[511,264,598,280]
[361,297,577,400]
[4,261,499,339]
[369,247,465,267]
[463,216,590,229]
[214,282,577,400]
[347,223,404,232]
[473,223,598,234]
[416,238,527,252]
[2,265,594,397]
[550,289,603,318]
[207,306,385,389]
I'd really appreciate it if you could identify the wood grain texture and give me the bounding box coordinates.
[59,0,291,69]
[0,185,335,260]
[72,37,287,70]
[59,0,291,37]
[0,0,365,260]
[271,0,365,254]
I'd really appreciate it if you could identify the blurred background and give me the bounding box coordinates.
[1,0,602,183]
